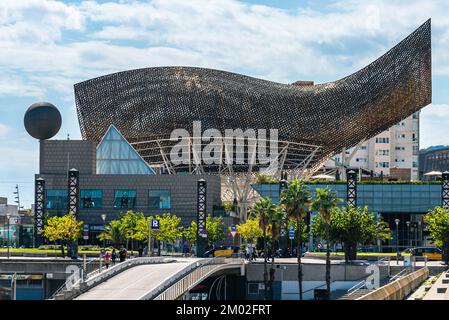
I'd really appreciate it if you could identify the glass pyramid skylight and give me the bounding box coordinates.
[96,125,156,175]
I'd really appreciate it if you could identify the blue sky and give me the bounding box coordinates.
[1,0,449,208]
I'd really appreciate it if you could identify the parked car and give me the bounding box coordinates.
[203,246,239,257]
[402,247,443,261]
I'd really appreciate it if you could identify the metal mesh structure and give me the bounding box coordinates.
[74,20,431,176]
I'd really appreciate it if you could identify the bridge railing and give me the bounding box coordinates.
[145,254,245,300]
[49,257,173,300]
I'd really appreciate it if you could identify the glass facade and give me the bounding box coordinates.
[114,190,137,209]
[46,190,67,210]
[96,125,156,175]
[149,190,171,209]
[80,190,103,209]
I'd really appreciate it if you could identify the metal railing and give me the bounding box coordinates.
[48,256,170,300]
[347,280,367,295]
[389,268,410,282]
[149,254,245,300]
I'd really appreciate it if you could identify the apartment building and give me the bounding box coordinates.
[324,112,420,180]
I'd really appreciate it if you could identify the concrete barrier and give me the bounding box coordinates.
[357,267,429,300]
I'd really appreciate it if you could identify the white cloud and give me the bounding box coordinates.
[0,124,12,136]
[419,104,449,148]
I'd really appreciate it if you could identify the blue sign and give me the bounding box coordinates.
[151,219,160,230]
[288,231,295,240]
[289,225,294,232]
[231,224,236,232]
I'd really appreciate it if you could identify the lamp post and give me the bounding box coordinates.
[406,221,411,248]
[101,213,107,249]
[395,218,400,264]
[148,219,152,257]
[418,221,422,246]
[6,213,11,260]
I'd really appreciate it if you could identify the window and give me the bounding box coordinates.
[46,190,67,210]
[395,146,405,151]
[360,146,367,150]
[149,190,171,209]
[96,125,156,175]
[375,137,389,143]
[412,133,418,142]
[80,190,102,209]
[413,161,418,168]
[356,158,367,163]
[413,112,419,119]
[396,133,406,139]
[376,162,389,168]
[114,190,136,209]
[376,150,389,156]
[395,159,405,163]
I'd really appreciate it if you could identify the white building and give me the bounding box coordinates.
[324,112,420,180]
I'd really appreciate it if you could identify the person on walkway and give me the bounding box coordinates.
[138,246,143,257]
[119,246,127,262]
[104,250,111,269]
[111,249,117,265]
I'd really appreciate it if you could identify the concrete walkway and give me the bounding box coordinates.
[423,270,449,300]
[75,261,193,300]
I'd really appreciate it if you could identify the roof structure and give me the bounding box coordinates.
[74,19,431,177]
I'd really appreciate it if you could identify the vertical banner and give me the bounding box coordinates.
[197,179,207,257]
[346,169,357,207]
[34,178,45,247]
[67,168,80,258]
[442,171,449,209]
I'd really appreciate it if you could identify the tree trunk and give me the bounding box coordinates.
[350,242,357,261]
[269,239,275,300]
[444,243,449,265]
[325,222,331,299]
[344,241,350,263]
[263,229,269,300]
[61,241,65,257]
[297,218,303,300]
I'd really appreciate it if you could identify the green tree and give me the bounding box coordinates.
[119,210,145,251]
[280,179,311,300]
[42,213,83,257]
[183,220,197,256]
[98,219,125,245]
[310,187,342,299]
[424,207,449,264]
[151,213,183,255]
[312,206,391,263]
[206,214,225,246]
[235,217,263,247]
[251,197,277,300]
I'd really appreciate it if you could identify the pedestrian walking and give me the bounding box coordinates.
[104,250,111,269]
[138,246,143,257]
[119,246,127,262]
[111,249,117,265]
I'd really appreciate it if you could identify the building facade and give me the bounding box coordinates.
[324,112,420,180]
[252,182,443,251]
[419,145,449,179]
[36,130,222,244]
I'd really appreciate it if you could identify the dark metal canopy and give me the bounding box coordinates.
[74,19,431,174]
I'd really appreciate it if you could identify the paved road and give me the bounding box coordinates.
[75,261,194,300]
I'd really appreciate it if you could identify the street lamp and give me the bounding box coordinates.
[6,213,11,260]
[406,221,411,248]
[395,218,400,265]
[101,214,107,249]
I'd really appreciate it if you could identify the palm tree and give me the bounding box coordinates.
[280,179,311,300]
[251,197,277,300]
[267,205,284,299]
[310,187,342,299]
